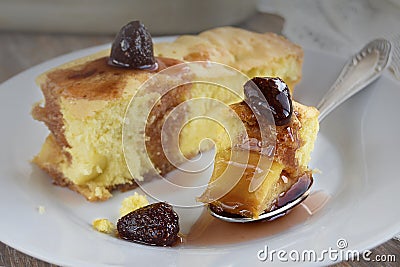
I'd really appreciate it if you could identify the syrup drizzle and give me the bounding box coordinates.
[181,191,330,246]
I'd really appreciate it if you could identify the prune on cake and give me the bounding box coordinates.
[108,20,157,69]
[117,202,180,246]
[244,77,293,126]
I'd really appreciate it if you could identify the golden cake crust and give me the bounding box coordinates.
[156,27,302,70]
[155,27,303,89]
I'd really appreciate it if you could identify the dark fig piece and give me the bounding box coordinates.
[244,77,293,126]
[117,202,180,246]
[108,20,157,69]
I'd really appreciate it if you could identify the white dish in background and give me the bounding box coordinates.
[0,39,399,266]
[0,0,257,34]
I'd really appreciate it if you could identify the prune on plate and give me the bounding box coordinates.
[117,202,180,246]
[108,20,157,70]
[244,77,293,126]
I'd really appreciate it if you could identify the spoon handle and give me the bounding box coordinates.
[317,39,392,122]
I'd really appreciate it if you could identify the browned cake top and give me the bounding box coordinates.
[156,27,303,73]
[41,56,183,101]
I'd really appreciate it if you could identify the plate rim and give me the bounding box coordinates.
[1,37,399,267]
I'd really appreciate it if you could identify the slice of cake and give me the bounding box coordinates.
[198,77,319,218]
[32,22,304,201]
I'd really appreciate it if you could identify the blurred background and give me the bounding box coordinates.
[1,0,399,80]
[0,0,258,35]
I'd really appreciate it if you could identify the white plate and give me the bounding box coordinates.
[1,38,399,266]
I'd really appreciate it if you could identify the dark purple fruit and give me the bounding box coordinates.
[117,202,180,246]
[108,21,156,69]
[244,77,293,126]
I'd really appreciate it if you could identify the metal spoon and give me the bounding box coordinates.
[208,38,392,223]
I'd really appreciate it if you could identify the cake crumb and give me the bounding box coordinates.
[95,165,103,174]
[120,192,149,217]
[312,168,322,174]
[94,187,103,197]
[93,218,115,234]
[37,205,46,214]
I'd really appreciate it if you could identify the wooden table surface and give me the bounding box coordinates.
[0,14,399,266]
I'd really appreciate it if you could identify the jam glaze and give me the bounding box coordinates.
[46,56,183,101]
[275,172,313,209]
[182,190,330,246]
[209,171,313,219]
[200,101,305,218]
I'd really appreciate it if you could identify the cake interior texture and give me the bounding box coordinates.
[32,27,306,201]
